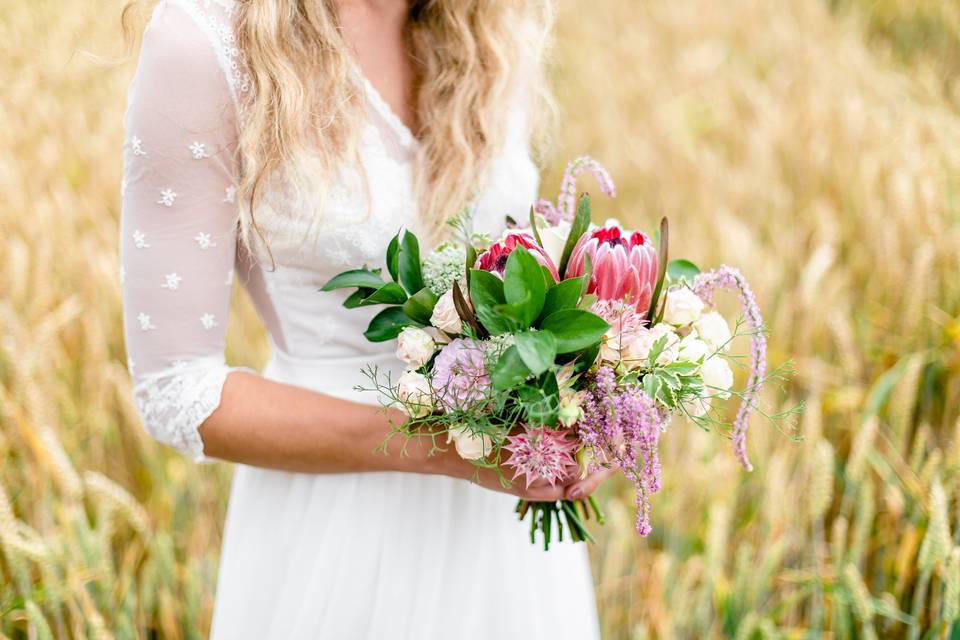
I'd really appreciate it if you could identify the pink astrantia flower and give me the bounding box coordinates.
[504,428,580,488]
[475,233,560,282]
[430,338,490,410]
[566,226,658,315]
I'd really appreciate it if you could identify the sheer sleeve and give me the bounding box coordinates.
[120,0,249,462]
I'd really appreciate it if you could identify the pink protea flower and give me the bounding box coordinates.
[503,428,580,488]
[475,233,560,282]
[566,226,658,314]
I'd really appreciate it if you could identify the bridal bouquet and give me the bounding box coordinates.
[322,157,777,548]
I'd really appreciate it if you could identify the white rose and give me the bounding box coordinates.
[663,288,704,327]
[677,333,709,363]
[396,327,435,367]
[430,290,463,334]
[538,221,571,267]
[397,370,434,417]
[700,356,734,400]
[447,425,493,460]
[694,311,732,352]
[622,324,679,367]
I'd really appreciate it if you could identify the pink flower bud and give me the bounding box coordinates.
[475,233,560,282]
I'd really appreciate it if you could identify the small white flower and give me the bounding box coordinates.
[558,395,583,427]
[194,232,216,249]
[677,333,710,363]
[188,141,207,159]
[223,185,237,204]
[130,136,146,156]
[701,356,734,400]
[397,370,433,418]
[447,424,493,461]
[137,312,155,331]
[539,220,571,267]
[157,188,177,207]
[663,287,704,327]
[132,230,150,249]
[396,327,436,368]
[694,310,733,352]
[623,323,679,367]
[430,290,463,334]
[200,313,218,330]
[161,272,182,290]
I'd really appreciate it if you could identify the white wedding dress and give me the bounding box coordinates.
[120,1,600,638]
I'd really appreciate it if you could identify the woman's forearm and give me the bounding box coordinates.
[198,370,459,476]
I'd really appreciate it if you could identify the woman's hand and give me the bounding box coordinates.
[563,467,615,501]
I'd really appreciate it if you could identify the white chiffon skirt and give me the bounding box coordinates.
[208,350,600,639]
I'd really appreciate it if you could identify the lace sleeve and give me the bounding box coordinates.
[120,0,248,462]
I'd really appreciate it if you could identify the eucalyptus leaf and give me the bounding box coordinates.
[363,306,422,342]
[667,258,700,284]
[539,309,609,353]
[491,345,531,390]
[398,230,424,294]
[515,330,558,375]
[320,268,384,292]
[557,194,592,278]
[402,287,439,325]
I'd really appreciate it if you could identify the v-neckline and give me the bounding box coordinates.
[351,62,418,150]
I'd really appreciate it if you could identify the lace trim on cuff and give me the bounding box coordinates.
[132,362,245,462]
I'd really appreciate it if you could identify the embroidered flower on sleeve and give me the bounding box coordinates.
[223,185,237,204]
[200,313,218,330]
[189,142,208,159]
[137,312,156,331]
[194,232,216,249]
[161,273,182,290]
[132,230,151,249]
[158,188,178,207]
[130,136,146,156]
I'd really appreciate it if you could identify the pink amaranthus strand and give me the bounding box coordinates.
[556,156,617,221]
[578,366,670,536]
[692,266,766,472]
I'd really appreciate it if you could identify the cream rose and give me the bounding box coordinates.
[396,327,436,367]
[538,221,571,267]
[447,425,493,460]
[683,396,712,418]
[622,323,679,367]
[678,333,710,363]
[430,290,463,334]
[700,356,734,400]
[396,370,434,417]
[694,310,732,352]
[663,287,704,327]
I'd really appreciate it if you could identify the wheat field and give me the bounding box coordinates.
[1,0,959,638]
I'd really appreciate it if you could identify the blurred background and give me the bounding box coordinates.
[2,0,959,637]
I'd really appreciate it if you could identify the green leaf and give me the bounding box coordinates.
[539,309,609,354]
[558,194,591,278]
[491,345,531,390]
[402,287,439,325]
[464,242,477,286]
[528,206,545,248]
[667,259,700,284]
[343,288,376,308]
[363,306,421,342]
[645,217,669,324]
[361,282,408,305]
[646,335,669,368]
[320,268,384,291]
[386,233,401,282]
[468,269,514,335]
[398,230,424,294]
[514,330,558,375]
[539,277,584,322]
[502,247,546,328]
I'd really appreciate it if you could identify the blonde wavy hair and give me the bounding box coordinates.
[125,1,554,251]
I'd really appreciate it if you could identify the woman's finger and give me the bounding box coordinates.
[563,468,614,500]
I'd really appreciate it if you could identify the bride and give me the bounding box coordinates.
[120,0,609,636]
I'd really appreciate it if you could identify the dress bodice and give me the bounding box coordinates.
[118,0,539,459]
